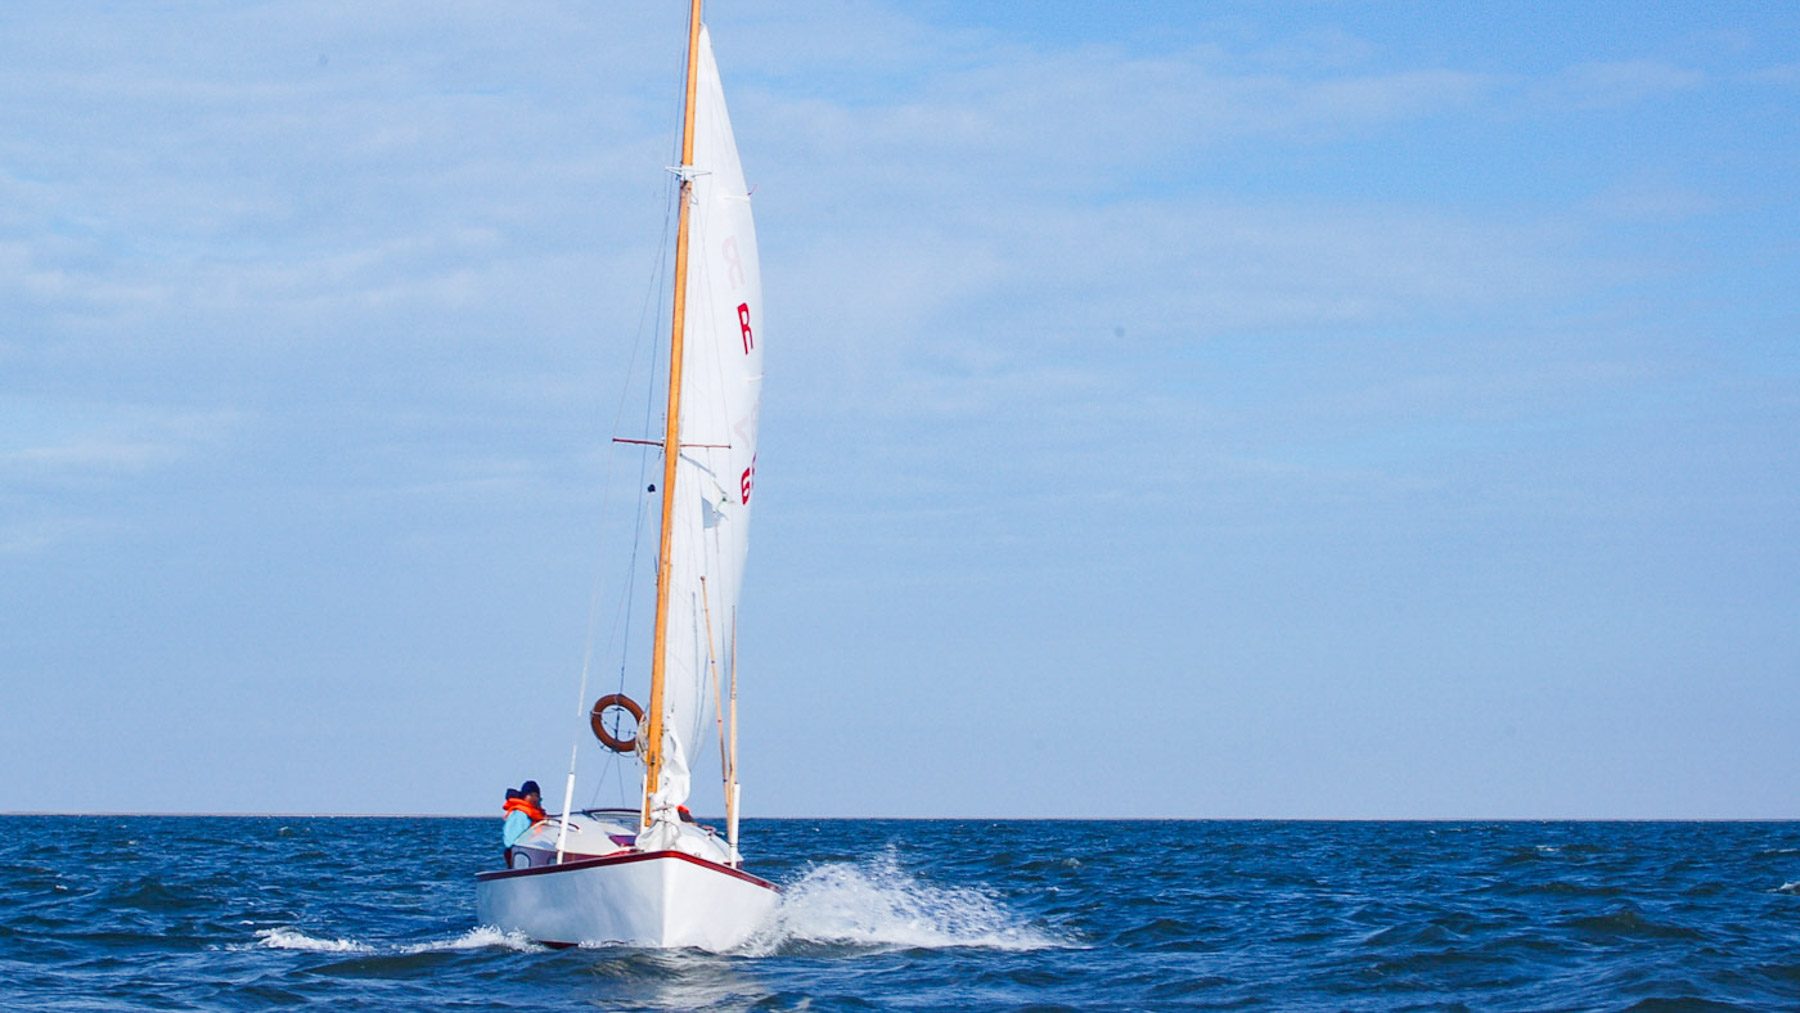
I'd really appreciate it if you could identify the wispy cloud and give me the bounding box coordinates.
[1,439,181,474]
[0,407,242,483]
[0,516,108,555]
[749,52,1498,200]
[1542,59,1704,108]
[1747,62,1800,86]
[1586,178,1720,222]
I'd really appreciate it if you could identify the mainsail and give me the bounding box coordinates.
[644,24,762,845]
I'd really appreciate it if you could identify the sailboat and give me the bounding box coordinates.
[474,2,778,950]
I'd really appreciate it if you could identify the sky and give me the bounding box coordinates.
[2,1,1796,819]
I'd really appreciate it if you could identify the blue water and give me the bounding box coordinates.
[2,817,1798,1009]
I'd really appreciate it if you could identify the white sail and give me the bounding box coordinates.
[646,24,762,842]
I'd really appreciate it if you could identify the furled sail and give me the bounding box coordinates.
[644,24,762,847]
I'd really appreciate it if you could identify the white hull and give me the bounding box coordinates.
[475,850,777,950]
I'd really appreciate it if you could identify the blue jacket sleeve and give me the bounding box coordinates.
[503,810,532,846]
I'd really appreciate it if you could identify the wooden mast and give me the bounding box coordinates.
[642,0,706,828]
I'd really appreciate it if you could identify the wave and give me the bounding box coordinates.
[254,925,542,954]
[401,926,545,953]
[738,849,1072,956]
[1777,881,1800,895]
[255,927,372,953]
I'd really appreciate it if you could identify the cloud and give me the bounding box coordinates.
[729,34,1583,429]
[772,189,1586,418]
[1747,63,1800,86]
[748,51,1497,203]
[0,406,242,484]
[0,439,181,474]
[0,3,1686,510]
[1544,59,1704,109]
[0,516,108,556]
[1586,179,1719,223]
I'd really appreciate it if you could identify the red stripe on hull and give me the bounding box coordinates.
[475,849,777,892]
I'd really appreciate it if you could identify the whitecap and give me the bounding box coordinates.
[400,926,544,953]
[1776,881,1800,895]
[254,925,542,954]
[736,848,1073,956]
[255,927,373,953]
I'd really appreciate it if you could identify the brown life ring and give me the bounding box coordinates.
[590,693,645,753]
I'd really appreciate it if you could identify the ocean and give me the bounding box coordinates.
[1,816,1797,1009]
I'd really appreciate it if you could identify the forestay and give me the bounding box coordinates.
[643,24,763,850]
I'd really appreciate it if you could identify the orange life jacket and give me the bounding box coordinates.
[503,797,546,823]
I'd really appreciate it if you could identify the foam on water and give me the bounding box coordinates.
[255,925,542,954]
[739,849,1070,955]
[402,926,545,953]
[255,927,371,953]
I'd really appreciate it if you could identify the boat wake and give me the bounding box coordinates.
[738,850,1071,955]
[254,925,544,954]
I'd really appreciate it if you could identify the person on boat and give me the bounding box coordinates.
[502,781,546,851]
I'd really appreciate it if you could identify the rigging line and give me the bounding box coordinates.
[558,113,685,827]
[603,181,677,649]
[581,460,654,811]
[612,162,680,695]
[613,56,685,454]
[615,191,672,685]
[614,437,729,449]
[726,604,739,851]
[590,190,680,812]
[699,575,729,797]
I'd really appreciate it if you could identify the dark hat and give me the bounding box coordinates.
[505,788,521,801]
[520,780,541,796]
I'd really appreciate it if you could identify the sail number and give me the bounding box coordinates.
[740,454,756,505]
[737,303,754,354]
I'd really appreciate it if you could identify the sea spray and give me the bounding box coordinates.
[739,848,1069,955]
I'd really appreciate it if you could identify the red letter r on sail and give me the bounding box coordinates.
[737,303,754,354]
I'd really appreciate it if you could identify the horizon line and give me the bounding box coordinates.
[1,811,1796,822]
